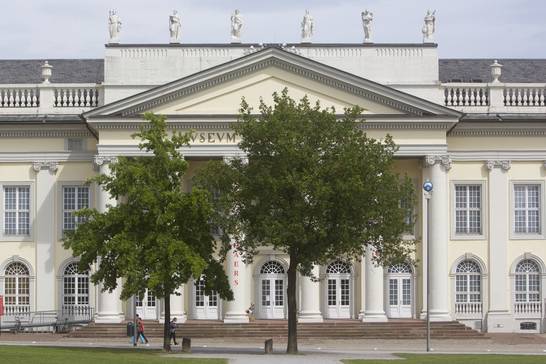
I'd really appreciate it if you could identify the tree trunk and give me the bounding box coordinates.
[286,254,298,354]
[163,293,171,352]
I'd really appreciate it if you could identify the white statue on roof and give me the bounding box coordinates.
[108,10,122,43]
[169,10,181,43]
[361,10,373,43]
[231,9,243,43]
[301,10,314,43]
[422,10,436,43]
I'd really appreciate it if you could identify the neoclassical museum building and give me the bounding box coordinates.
[1,10,546,334]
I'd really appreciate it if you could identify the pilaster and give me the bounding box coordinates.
[485,160,512,331]
[33,161,58,314]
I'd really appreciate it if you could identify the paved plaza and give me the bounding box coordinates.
[1,333,546,363]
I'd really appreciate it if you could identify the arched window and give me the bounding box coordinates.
[260,261,285,274]
[515,259,541,303]
[455,260,481,303]
[4,262,30,309]
[63,262,89,306]
[326,261,351,274]
[387,263,412,274]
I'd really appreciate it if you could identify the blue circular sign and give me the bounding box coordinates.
[423,180,433,192]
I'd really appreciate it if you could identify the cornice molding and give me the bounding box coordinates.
[87,119,454,131]
[424,154,452,171]
[449,151,546,161]
[450,128,546,137]
[485,160,511,171]
[0,152,94,163]
[32,161,59,173]
[0,129,92,138]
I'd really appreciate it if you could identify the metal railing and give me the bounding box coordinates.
[0,306,95,332]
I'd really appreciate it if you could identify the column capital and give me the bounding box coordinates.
[32,161,58,173]
[485,159,511,171]
[93,155,118,169]
[424,155,452,171]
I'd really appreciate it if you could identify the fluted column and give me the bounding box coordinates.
[33,161,58,314]
[423,155,451,321]
[485,160,512,331]
[223,241,249,323]
[363,246,387,322]
[298,265,323,323]
[94,156,124,323]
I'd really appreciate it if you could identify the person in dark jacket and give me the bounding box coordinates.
[169,317,178,345]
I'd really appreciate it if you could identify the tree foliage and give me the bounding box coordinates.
[64,113,232,351]
[195,89,415,353]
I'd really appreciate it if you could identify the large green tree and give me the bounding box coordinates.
[64,113,232,352]
[195,89,415,354]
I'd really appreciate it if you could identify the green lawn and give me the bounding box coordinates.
[343,353,546,364]
[0,346,226,364]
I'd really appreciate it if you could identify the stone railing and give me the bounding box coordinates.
[442,83,546,113]
[443,84,489,107]
[454,302,482,318]
[513,301,542,317]
[3,304,32,319]
[0,83,101,114]
[54,87,100,108]
[0,87,40,108]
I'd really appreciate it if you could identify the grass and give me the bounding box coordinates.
[0,345,226,364]
[343,353,546,364]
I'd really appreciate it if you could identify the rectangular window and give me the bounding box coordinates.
[3,186,30,235]
[514,184,541,234]
[63,186,89,232]
[454,184,482,235]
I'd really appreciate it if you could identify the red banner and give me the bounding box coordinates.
[0,295,4,316]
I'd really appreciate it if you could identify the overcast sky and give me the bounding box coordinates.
[1,0,545,59]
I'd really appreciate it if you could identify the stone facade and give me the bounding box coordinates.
[1,37,546,334]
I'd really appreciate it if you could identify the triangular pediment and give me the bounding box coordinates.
[84,47,461,119]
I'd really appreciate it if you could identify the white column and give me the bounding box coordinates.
[33,161,58,314]
[94,156,124,323]
[485,160,512,331]
[363,246,388,322]
[223,241,249,323]
[424,155,451,321]
[160,285,187,323]
[298,265,323,323]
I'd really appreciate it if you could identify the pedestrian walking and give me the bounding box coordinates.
[136,315,149,345]
[169,317,178,345]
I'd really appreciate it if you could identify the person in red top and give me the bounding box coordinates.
[136,315,149,344]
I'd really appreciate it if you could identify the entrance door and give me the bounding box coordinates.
[258,261,286,319]
[325,261,352,319]
[136,290,157,320]
[386,263,413,318]
[193,278,219,320]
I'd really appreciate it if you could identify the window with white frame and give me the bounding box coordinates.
[454,184,482,235]
[515,259,541,303]
[4,262,30,309]
[62,262,89,306]
[455,260,481,303]
[514,184,541,234]
[3,186,30,235]
[63,186,89,232]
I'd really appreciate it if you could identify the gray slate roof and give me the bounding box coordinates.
[439,59,546,83]
[0,59,103,84]
[2,57,546,84]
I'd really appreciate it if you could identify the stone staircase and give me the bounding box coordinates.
[69,319,486,339]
